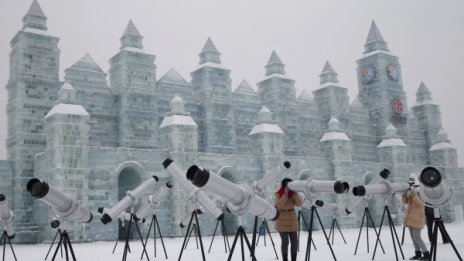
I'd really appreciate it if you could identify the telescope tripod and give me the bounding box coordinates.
[354,207,385,255]
[304,206,336,261]
[140,214,168,259]
[429,208,462,261]
[327,217,346,245]
[121,213,150,261]
[254,218,278,259]
[297,210,316,252]
[228,216,256,261]
[372,205,404,261]
[45,229,63,260]
[208,218,230,254]
[112,222,131,254]
[50,230,76,261]
[1,230,17,261]
[179,210,206,261]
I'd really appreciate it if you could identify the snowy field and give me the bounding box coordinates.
[5,222,464,261]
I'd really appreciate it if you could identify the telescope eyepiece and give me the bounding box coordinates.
[27,179,49,198]
[152,175,159,182]
[283,161,291,169]
[187,165,210,187]
[51,219,60,229]
[166,182,173,189]
[101,213,112,225]
[315,200,324,207]
[334,181,349,194]
[162,158,173,169]
[353,186,366,197]
[379,169,390,179]
[97,207,104,214]
[420,167,442,188]
[0,194,5,202]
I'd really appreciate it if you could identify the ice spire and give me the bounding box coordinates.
[377,123,406,147]
[364,21,389,53]
[23,0,47,30]
[199,37,221,64]
[249,106,284,135]
[416,81,432,103]
[70,53,104,73]
[120,20,144,49]
[319,61,339,84]
[265,50,286,76]
[320,116,350,142]
[58,82,78,104]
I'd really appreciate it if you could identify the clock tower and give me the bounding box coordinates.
[356,21,408,137]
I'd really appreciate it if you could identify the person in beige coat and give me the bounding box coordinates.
[275,178,302,261]
[402,173,430,260]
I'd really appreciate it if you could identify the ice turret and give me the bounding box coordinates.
[120,20,143,49]
[265,50,286,76]
[320,116,350,142]
[364,21,389,53]
[199,37,221,64]
[249,106,284,156]
[23,0,47,30]
[234,79,256,94]
[415,82,434,105]
[319,61,339,84]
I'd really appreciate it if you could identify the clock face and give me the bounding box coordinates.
[387,65,399,81]
[392,98,404,113]
[361,66,376,83]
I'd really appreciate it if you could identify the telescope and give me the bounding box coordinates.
[253,161,291,193]
[26,179,93,223]
[352,169,410,197]
[298,192,324,209]
[417,167,453,207]
[287,177,349,198]
[100,175,158,225]
[0,194,15,239]
[180,209,203,228]
[98,207,145,223]
[134,182,172,221]
[163,159,224,220]
[186,164,279,220]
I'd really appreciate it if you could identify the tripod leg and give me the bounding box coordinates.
[208,220,219,253]
[45,229,61,260]
[251,216,258,258]
[436,221,463,261]
[372,206,387,260]
[354,208,367,255]
[367,208,385,254]
[154,216,168,259]
[430,221,439,261]
[63,232,77,261]
[401,225,406,246]
[334,219,347,244]
[314,208,336,261]
[4,234,17,261]
[1,233,5,261]
[263,220,279,259]
[51,231,65,261]
[123,218,133,261]
[192,212,207,261]
[387,207,404,260]
[134,221,150,261]
[241,228,257,261]
[221,219,231,253]
[227,226,242,261]
[240,230,245,261]
[178,212,195,261]
[141,217,155,260]
[386,208,400,261]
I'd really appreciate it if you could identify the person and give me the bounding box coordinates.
[275,178,302,261]
[402,173,430,260]
[425,206,450,244]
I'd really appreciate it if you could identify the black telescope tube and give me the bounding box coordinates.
[420,167,442,188]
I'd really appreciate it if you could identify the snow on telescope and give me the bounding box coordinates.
[0,194,15,239]
[162,159,224,221]
[27,178,93,223]
[186,164,279,220]
[100,175,159,225]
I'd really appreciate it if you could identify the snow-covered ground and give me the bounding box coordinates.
[5,222,464,261]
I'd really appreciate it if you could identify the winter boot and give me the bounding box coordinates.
[420,251,430,260]
[409,251,422,260]
[282,255,288,261]
[291,254,297,261]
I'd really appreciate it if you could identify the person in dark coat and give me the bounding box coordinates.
[275,178,302,261]
[425,206,450,244]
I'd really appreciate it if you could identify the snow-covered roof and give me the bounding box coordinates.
[249,123,284,135]
[412,100,437,107]
[158,68,189,85]
[195,62,227,70]
[360,49,395,59]
[22,27,52,37]
[319,82,343,88]
[159,115,197,128]
[429,142,455,151]
[234,79,256,94]
[122,47,146,54]
[262,73,293,81]
[297,90,313,102]
[320,132,350,142]
[70,53,104,73]
[45,103,89,119]
[377,138,407,148]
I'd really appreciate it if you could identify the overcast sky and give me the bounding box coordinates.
[0,0,463,166]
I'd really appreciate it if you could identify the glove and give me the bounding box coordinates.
[284,187,289,195]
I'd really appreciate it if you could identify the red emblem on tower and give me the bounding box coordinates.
[392,98,404,113]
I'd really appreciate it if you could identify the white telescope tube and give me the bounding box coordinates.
[254,161,291,192]
[98,207,144,223]
[0,195,15,239]
[287,178,349,198]
[135,183,172,221]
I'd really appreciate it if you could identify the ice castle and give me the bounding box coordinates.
[1,0,463,243]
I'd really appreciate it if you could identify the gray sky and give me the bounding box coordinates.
[0,0,463,166]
